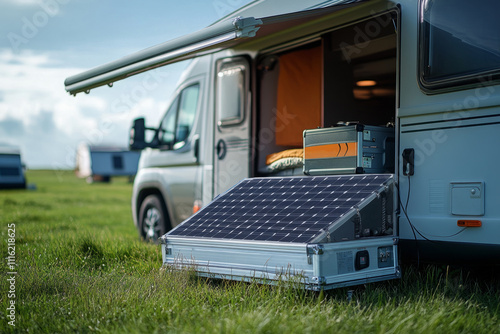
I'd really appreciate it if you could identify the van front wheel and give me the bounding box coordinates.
[139,195,167,242]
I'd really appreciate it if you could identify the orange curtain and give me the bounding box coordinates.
[276,46,322,146]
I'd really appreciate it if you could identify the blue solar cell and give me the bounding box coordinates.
[167,174,393,243]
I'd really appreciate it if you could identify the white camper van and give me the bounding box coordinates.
[66,0,500,289]
[75,143,141,183]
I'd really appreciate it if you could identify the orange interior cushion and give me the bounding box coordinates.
[276,46,322,146]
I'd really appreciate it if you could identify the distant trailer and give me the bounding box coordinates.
[75,143,141,183]
[0,147,26,189]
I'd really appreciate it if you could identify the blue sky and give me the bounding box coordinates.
[0,0,252,169]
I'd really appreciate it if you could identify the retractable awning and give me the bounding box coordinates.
[64,0,365,95]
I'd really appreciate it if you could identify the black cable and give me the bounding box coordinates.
[398,175,419,265]
[400,176,468,240]
[397,174,469,266]
[405,174,410,214]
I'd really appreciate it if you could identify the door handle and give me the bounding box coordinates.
[216,139,227,160]
[193,135,200,162]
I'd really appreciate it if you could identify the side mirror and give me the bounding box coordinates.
[129,118,146,150]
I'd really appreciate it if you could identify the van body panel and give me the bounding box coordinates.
[132,166,197,224]
[398,109,500,247]
[397,0,500,254]
[132,58,212,229]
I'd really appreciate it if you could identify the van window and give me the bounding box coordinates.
[216,60,246,126]
[176,84,200,144]
[159,83,200,148]
[159,96,178,146]
[420,0,500,90]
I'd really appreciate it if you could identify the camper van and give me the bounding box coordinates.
[66,0,500,289]
[75,143,141,183]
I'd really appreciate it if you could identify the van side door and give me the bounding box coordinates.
[213,57,251,195]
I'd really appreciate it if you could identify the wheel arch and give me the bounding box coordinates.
[136,187,173,233]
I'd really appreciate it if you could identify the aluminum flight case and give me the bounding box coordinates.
[303,124,395,176]
[161,174,400,291]
[162,236,399,290]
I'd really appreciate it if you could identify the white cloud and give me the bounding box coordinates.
[0,49,106,133]
[0,48,140,168]
[0,47,185,169]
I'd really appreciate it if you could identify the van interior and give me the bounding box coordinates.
[255,15,397,176]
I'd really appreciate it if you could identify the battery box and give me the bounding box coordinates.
[303,124,395,175]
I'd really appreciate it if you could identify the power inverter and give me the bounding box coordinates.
[303,124,395,176]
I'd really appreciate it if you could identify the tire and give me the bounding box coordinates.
[138,195,169,242]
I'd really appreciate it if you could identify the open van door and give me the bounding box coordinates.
[213,57,251,196]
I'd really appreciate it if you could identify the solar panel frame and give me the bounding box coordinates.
[166,174,394,244]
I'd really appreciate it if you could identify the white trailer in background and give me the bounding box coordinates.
[75,143,141,183]
[66,0,500,289]
[0,146,26,189]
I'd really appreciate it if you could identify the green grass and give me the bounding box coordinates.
[1,170,499,333]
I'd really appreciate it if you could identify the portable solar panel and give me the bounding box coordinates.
[162,174,399,290]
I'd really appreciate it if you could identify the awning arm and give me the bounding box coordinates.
[64,16,262,96]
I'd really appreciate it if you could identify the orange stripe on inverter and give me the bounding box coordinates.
[304,142,357,159]
[338,143,346,156]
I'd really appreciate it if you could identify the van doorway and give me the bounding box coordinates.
[255,12,398,177]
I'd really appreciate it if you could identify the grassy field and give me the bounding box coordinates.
[0,170,499,333]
